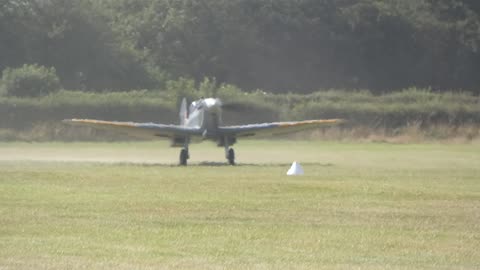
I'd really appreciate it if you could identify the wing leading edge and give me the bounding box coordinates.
[219,119,344,138]
[63,119,202,139]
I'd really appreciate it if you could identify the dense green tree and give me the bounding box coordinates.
[1,0,480,93]
[1,64,61,97]
[0,0,155,90]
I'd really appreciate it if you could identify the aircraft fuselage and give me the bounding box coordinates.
[179,98,233,146]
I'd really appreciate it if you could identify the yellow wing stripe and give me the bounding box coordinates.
[69,119,137,128]
[277,119,344,127]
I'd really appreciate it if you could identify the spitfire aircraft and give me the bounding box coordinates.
[64,98,343,165]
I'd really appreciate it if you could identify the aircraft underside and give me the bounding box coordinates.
[173,134,237,166]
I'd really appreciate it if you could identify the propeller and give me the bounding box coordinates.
[220,102,252,112]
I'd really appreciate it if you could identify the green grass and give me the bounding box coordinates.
[0,141,479,269]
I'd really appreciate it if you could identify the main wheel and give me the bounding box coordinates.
[179,149,188,166]
[227,148,235,165]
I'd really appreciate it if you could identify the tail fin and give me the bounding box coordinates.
[179,98,188,125]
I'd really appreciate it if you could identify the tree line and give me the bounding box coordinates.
[1,0,480,94]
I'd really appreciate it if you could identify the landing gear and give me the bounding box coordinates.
[179,147,189,166]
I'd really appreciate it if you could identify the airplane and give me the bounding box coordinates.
[63,97,343,165]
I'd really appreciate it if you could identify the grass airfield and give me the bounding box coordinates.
[0,140,479,269]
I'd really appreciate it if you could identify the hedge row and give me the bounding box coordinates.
[1,88,479,132]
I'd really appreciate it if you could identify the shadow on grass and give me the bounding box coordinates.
[107,161,335,167]
[0,160,335,167]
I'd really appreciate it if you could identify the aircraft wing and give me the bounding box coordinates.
[63,119,202,139]
[219,119,344,138]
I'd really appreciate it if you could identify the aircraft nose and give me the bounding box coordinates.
[204,98,222,111]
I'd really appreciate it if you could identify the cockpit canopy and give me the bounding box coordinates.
[189,99,204,113]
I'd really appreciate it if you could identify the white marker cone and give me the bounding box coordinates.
[287,161,304,176]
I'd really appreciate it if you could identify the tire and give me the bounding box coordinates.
[227,148,235,165]
[179,149,188,166]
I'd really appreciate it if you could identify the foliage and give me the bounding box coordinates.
[1,84,479,136]
[165,77,199,107]
[0,64,61,97]
[2,0,480,92]
[0,0,155,91]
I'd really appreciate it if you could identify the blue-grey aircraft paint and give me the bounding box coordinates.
[64,97,343,165]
